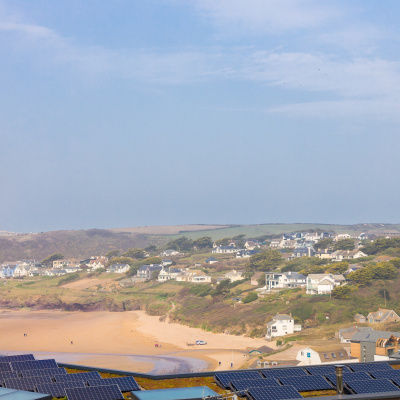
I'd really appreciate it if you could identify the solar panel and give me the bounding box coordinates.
[230,378,280,392]
[0,354,35,363]
[36,381,86,398]
[261,368,308,379]
[0,362,12,372]
[22,367,67,378]
[305,365,350,375]
[4,376,52,391]
[247,385,303,400]
[0,371,19,381]
[279,375,333,391]
[215,371,262,388]
[65,384,124,400]
[325,371,373,386]
[371,369,400,379]
[10,359,58,372]
[55,371,101,383]
[346,379,400,394]
[349,362,393,372]
[87,377,140,392]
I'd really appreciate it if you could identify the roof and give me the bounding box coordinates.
[131,387,218,400]
[205,257,217,262]
[273,314,292,321]
[351,330,400,343]
[0,387,51,399]
[368,309,399,322]
[283,272,306,280]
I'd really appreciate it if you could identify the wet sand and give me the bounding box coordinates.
[0,310,271,373]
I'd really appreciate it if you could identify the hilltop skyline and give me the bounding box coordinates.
[1,1,400,232]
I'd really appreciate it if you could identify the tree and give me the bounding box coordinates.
[41,253,64,267]
[362,238,400,255]
[212,279,231,298]
[193,237,213,249]
[331,285,353,300]
[390,258,400,268]
[166,236,193,252]
[257,274,266,286]
[106,257,135,267]
[151,270,160,280]
[379,288,391,301]
[215,238,231,246]
[314,238,334,250]
[247,250,283,272]
[106,250,120,259]
[122,248,146,259]
[334,239,355,251]
[242,292,258,303]
[372,262,397,280]
[347,268,374,285]
[145,245,157,253]
[326,262,349,274]
[144,257,162,265]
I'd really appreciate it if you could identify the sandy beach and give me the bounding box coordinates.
[0,310,272,373]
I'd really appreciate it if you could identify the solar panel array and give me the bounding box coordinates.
[21,367,67,378]
[346,378,400,394]
[371,369,400,379]
[36,381,86,398]
[65,384,124,400]
[325,371,373,386]
[349,362,393,372]
[261,368,308,379]
[230,378,280,392]
[4,376,52,391]
[305,365,350,375]
[0,371,19,380]
[279,375,333,391]
[55,371,102,383]
[10,359,58,372]
[247,385,303,400]
[87,377,140,392]
[0,363,11,372]
[0,354,35,363]
[215,371,262,388]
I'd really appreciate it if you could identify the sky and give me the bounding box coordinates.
[1,0,400,232]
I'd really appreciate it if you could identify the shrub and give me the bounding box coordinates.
[57,273,82,286]
[242,292,258,304]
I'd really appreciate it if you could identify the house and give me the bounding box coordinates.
[269,239,282,248]
[176,271,212,283]
[354,314,366,323]
[53,259,80,269]
[314,249,332,260]
[265,271,306,291]
[304,233,321,242]
[158,267,182,282]
[160,249,180,257]
[136,264,163,280]
[350,330,400,362]
[87,259,106,270]
[338,326,373,343]
[245,241,260,250]
[236,249,260,258]
[250,272,264,286]
[330,250,367,261]
[367,308,400,324]
[346,264,364,274]
[162,260,173,266]
[106,264,130,274]
[296,346,349,365]
[292,247,315,258]
[212,246,241,254]
[334,233,352,241]
[205,257,218,264]
[266,314,301,340]
[223,270,244,282]
[306,274,345,295]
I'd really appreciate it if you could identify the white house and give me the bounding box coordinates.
[296,346,350,365]
[306,274,345,295]
[157,267,182,282]
[330,250,367,261]
[266,314,301,340]
[160,249,180,257]
[176,271,212,283]
[212,246,241,254]
[223,270,244,282]
[265,271,306,291]
[106,264,130,274]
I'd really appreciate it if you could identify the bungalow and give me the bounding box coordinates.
[338,326,373,343]
[266,314,301,340]
[106,264,130,274]
[158,267,182,282]
[160,249,181,257]
[236,249,260,258]
[354,314,367,323]
[306,274,345,295]
[330,250,367,261]
[176,271,212,283]
[223,270,244,282]
[367,308,400,324]
[205,257,218,264]
[296,346,349,365]
[212,246,241,254]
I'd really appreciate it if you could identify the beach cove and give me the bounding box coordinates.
[0,310,273,373]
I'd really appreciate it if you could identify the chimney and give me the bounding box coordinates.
[335,365,344,395]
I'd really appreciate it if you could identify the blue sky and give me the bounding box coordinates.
[1,0,399,232]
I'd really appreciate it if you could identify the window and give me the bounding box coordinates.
[324,354,329,359]
[331,353,337,358]
[301,352,304,356]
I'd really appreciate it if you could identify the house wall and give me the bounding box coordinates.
[296,348,321,365]
[350,343,361,359]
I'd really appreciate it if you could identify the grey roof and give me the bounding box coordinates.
[138,264,162,271]
[273,314,292,321]
[283,272,306,280]
[205,257,217,262]
[351,330,400,343]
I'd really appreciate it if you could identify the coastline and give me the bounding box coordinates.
[0,309,272,373]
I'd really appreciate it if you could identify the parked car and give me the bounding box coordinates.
[196,340,207,345]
